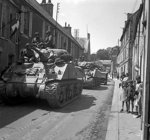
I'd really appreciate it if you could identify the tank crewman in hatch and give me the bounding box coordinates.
[23,43,38,63]
[44,30,53,48]
[32,32,42,48]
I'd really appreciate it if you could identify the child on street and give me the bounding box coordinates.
[120,81,128,112]
[134,75,142,118]
[137,83,143,118]
[126,80,135,113]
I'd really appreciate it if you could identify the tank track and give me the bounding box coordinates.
[39,79,83,108]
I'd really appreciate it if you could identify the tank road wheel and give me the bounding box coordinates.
[76,80,83,95]
[75,84,81,96]
[57,84,72,107]
[69,85,74,99]
[46,83,67,108]
[45,80,83,108]
[58,87,65,104]
[45,83,58,108]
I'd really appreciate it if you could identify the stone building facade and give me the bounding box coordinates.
[117,10,141,80]
[0,0,84,75]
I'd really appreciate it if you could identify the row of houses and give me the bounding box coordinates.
[117,3,143,81]
[0,0,90,74]
[117,0,150,139]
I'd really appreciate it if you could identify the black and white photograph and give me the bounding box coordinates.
[0,0,149,140]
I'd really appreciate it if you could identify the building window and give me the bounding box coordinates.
[24,11,29,35]
[8,54,14,66]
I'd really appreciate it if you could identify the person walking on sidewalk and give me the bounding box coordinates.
[120,81,128,112]
[126,80,135,113]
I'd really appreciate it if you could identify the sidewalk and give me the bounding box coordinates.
[105,79,142,140]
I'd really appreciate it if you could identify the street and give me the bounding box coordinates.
[0,79,114,140]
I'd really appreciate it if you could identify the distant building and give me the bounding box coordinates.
[110,46,120,77]
[99,60,111,72]
[75,32,91,61]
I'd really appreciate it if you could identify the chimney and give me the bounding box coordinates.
[41,0,53,17]
[65,22,67,27]
[127,13,132,20]
[74,29,79,39]
[48,0,51,3]
[87,33,90,40]
[63,23,72,35]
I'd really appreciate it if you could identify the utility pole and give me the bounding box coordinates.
[142,0,150,140]
[56,3,60,22]
[55,2,60,48]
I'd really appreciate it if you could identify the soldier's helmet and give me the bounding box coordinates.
[46,30,51,35]
[25,43,30,48]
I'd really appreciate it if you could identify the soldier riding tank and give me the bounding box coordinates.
[0,44,84,108]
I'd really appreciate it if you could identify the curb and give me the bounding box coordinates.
[105,79,119,140]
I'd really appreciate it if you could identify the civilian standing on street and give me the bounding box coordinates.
[126,80,135,113]
[120,81,128,112]
[137,82,143,118]
[134,75,142,118]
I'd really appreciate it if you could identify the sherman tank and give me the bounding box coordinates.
[78,61,107,88]
[0,45,84,108]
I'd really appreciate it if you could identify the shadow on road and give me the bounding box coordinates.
[0,94,96,128]
[0,80,114,129]
[0,99,53,129]
[54,94,97,113]
[0,102,37,128]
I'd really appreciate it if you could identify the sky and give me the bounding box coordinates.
[36,0,142,53]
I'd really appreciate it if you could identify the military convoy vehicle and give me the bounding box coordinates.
[0,45,84,108]
[78,62,108,88]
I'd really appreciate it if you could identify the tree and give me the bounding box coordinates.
[96,49,111,60]
[89,53,96,61]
